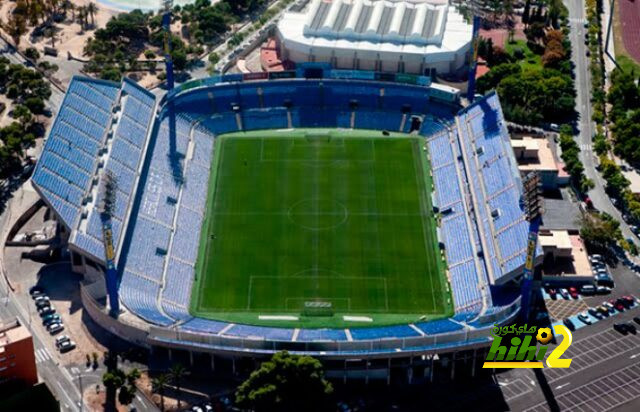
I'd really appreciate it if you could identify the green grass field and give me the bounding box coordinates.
[190,129,453,328]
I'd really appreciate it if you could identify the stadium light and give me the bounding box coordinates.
[522,172,544,222]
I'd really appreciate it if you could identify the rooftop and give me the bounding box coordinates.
[511,136,558,172]
[278,0,472,58]
[540,230,592,278]
[0,320,30,349]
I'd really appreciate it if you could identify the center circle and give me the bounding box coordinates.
[288,199,348,230]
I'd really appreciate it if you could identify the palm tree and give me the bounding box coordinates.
[87,2,98,27]
[76,6,86,30]
[151,374,170,411]
[169,364,189,410]
[4,15,27,47]
[66,1,75,21]
[45,26,56,47]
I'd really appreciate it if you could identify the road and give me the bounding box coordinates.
[1,273,156,411]
[564,0,637,243]
[0,37,65,113]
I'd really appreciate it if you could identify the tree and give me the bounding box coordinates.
[44,26,57,48]
[542,30,566,68]
[87,2,98,27]
[25,47,40,60]
[25,97,45,114]
[151,374,170,411]
[235,351,333,412]
[171,48,187,71]
[169,363,189,410]
[4,14,27,47]
[118,385,136,406]
[522,0,531,25]
[580,212,621,249]
[102,368,126,398]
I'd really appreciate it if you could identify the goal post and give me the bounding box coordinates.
[303,131,332,143]
[302,300,334,317]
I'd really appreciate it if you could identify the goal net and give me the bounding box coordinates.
[302,301,334,317]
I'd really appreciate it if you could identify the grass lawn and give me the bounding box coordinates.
[504,39,542,71]
[190,129,453,328]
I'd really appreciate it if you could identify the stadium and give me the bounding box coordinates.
[30,65,534,379]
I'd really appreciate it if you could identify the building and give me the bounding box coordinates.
[27,71,535,382]
[511,136,569,190]
[276,0,473,75]
[0,319,37,387]
[539,230,593,283]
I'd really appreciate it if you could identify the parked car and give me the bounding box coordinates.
[588,308,602,319]
[597,286,611,295]
[42,314,60,326]
[580,284,596,295]
[603,301,615,313]
[633,316,640,325]
[614,323,628,334]
[589,254,603,263]
[578,312,592,325]
[595,275,614,287]
[58,340,76,353]
[29,286,45,296]
[625,323,637,334]
[33,295,49,303]
[568,287,579,299]
[38,306,55,316]
[55,335,70,348]
[622,296,635,307]
[615,298,627,311]
[30,290,46,299]
[35,300,51,309]
[548,288,557,299]
[559,288,570,299]
[596,305,609,316]
[563,318,576,331]
[47,323,64,335]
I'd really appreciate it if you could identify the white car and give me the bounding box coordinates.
[589,255,603,263]
[47,322,64,335]
[577,312,592,325]
[58,340,76,353]
[55,335,70,348]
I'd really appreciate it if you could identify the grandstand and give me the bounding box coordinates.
[32,68,532,364]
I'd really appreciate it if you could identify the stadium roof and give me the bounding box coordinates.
[278,0,472,60]
[32,76,157,265]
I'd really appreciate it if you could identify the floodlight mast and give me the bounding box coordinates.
[467,0,486,102]
[162,0,175,90]
[520,172,544,322]
[100,171,120,317]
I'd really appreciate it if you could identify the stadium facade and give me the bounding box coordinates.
[276,0,473,75]
[30,67,537,380]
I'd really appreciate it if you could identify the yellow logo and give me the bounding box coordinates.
[536,327,553,344]
[483,325,573,369]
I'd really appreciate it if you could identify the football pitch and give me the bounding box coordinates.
[190,129,453,328]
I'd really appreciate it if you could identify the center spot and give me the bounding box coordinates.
[288,199,348,230]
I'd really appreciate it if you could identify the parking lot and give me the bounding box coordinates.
[543,326,640,383]
[525,361,640,411]
[546,297,589,321]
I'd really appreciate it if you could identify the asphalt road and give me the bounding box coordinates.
[0,273,157,411]
[1,275,84,411]
[564,0,638,243]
